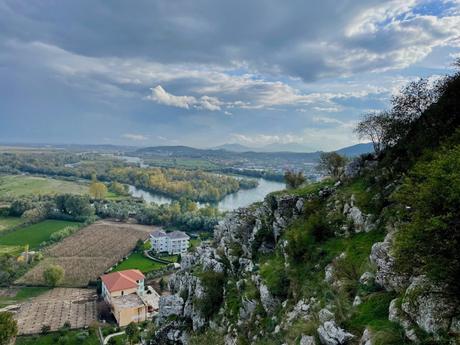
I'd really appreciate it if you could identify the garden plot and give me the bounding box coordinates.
[17,221,156,286]
[14,288,97,335]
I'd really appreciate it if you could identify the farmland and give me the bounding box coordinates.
[0,219,80,250]
[0,174,89,198]
[13,288,97,335]
[0,287,50,308]
[17,221,156,286]
[0,216,26,233]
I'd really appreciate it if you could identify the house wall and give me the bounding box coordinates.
[151,235,190,254]
[110,287,138,298]
[114,305,147,327]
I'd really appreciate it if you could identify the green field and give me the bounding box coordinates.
[0,174,89,198]
[113,253,167,273]
[0,219,80,249]
[0,216,26,232]
[0,287,50,308]
[0,244,22,255]
[16,330,99,345]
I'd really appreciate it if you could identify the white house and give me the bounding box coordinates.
[150,229,190,255]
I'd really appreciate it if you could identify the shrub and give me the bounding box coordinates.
[259,255,288,299]
[393,144,460,289]
[195,271,226,319]
[43,264,65,287]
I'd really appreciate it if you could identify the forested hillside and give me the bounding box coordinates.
[149,63,460,345]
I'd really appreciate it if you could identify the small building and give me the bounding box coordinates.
[100,269,147,326]
[150,230,190,255]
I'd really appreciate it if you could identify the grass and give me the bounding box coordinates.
[0,244,22,255]
[0,174,89,197]
[0,219,80,249]
[112,252,167,273]
[189,238,202,250]
[0,216,26,232]
[0,286,50,307]
[344,291,407,345]
[15,330,99,345]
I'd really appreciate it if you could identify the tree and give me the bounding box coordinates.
[284,170,306,189]
[0,312,18,345]
[89,182,108,199]
[125,322,139,345]
[43,264,64,286]
[109,182,128,196]
[354,111,391,154]
[317,152,348,179]
[159,277,166,292]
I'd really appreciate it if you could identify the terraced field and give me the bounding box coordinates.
[17,221,157,286]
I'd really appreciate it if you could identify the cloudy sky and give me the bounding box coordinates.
[1,0,460,150]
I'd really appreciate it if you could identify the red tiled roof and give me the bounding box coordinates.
[101,269,144,293]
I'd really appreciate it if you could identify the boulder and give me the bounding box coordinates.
[239,298,257,321]
[401,275,460,335]
[358,328,372,345]
[318,308,335,323]
[300,335,317,345]
[317,321,354,345]
[359,272,375,286]
[259,282,280,314]
[388,298,418,342]
[370,231,409,292]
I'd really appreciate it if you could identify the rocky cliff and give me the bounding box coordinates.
[151,160,460,345]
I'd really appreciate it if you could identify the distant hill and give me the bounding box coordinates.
[213,143,254,152]
[336,142,374,157]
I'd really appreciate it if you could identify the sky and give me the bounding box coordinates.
[1,0,460,151]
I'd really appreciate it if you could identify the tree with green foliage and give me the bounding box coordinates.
[393,144,460,289]
[125,322,139,345]
[284,170,306,189]
[43,264,64,287]
[354,111,391,154]
[0,312,18,345]
[195,271,225,319]
[159,277,166,292]
[317,152,348,179]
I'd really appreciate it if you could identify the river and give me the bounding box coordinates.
[128,178,285,212]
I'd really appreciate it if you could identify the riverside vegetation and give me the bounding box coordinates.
[148,62,460,344]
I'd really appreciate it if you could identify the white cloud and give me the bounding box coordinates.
[147,85,223,111]
[122,133,148,141]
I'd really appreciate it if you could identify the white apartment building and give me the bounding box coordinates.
[150,229,190,255]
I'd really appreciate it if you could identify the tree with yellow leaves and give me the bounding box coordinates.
[89,182,107,199]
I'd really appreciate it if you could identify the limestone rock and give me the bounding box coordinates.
[158,295,184,319]
[388,298,418,342]
[318,308,335,323]
[359,272,375,286]
[401,275,460,335]
[259,282,280,314]
[353,296,362,307]
[239,298,257,321]
[317,321,354,345]
[370,231,409,292]
[358,328,372,345]
[300,335,317,345]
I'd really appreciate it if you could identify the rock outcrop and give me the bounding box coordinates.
[317,321,354,345]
